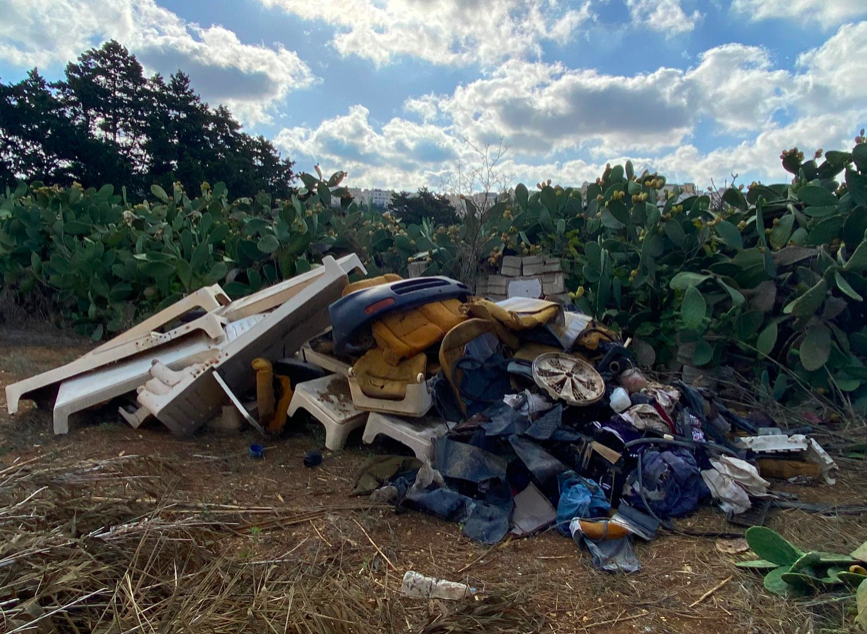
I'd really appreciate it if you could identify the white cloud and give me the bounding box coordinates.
[419,46,794,157]
[258,0,593,66]
[435,59,694,156]
[731,0,867,28]
[275,105,465,190]
[795,21,867,110]
[403,95,441,122]
[398,22,866,159]
[685,44,791,132]
[626,0,702,35]
[281,106,864,191]
[0,0,316,125]
[277,19,867,190]
[648,111,864,185]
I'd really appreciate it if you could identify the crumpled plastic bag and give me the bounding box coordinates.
[701,456,770,515]
[620,403,671,434]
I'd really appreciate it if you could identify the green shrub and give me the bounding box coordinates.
[0,171,408,338]
[418,140,867,411]
[2,139,866,411]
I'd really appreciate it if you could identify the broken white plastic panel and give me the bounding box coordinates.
[287,374,367,451]
[739,434,810,453]
[362,412,448,461]
[90,284,230,354]
[806,438,838,485]
[50,332,221,435]
[6,312,228,419]
[216,253,365,322]
[137,256,351,434]
[347,369,433,417]
[300,344,351,377]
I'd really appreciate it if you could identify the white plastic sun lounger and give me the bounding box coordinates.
[7,254,365,433]
[6,294,232,415]
[51,331,222,434]
[137,256,352,434]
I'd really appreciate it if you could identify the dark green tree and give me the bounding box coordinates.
[389,187,458,226]
[0,41,295,199]
[0,69,85,185]
[55,40,150,188]
[146,71,211,193]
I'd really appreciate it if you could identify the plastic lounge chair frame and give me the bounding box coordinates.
[7,312,228,419]
[328,276,470,353]
[137,256,351,434]
[7,255,366,433]
[218,253,366,322]
[51,332,221,434]
[347,369,433,417]
[287,375,368,451]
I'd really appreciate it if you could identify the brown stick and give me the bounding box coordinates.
[455,536,512,574]
[352,518,396,570]
[689,575,732,608]
[583,611,647,629]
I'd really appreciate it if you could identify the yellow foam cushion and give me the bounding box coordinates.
[467,298,562,331]
[353,349,426,400]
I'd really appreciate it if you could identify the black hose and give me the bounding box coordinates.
[623,436,741,457]
[629,437,745,539]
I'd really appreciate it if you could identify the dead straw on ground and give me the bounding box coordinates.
[0,453,547,634]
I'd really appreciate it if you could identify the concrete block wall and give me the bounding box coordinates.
[475,255,565,300]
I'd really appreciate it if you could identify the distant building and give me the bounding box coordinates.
[578,181,696,202]
[346,187,394,208]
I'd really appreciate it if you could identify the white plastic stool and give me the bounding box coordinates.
[287,375,367,450]
[362,412,449,461]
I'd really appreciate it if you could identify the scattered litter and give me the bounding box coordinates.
[611,501,659,541]
[503,390,553,417]
[556,472,610,536]
[739,434,810,453]
[511,483,556,536]
[303,450,323,468]
[7,249,849,589]
[715,538,750,555]
[756,458,821,480]
[571,518,641,573]
[806,438,838,485]
[609,387,631,413]
[701,456,770,515]
[400,571,476,600]
[532,353,605,406]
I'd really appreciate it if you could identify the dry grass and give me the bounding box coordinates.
[0,446,864,633]
[0,453,547,634]
[1,339,866,634]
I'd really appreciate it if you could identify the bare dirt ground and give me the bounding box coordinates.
[1,333,865,633]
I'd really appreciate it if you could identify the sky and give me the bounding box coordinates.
[1,0,866,192]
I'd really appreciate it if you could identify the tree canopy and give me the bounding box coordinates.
[388,187,458,226]
[0,41,295,199]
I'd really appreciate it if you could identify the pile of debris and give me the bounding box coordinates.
[6,253,839,572]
